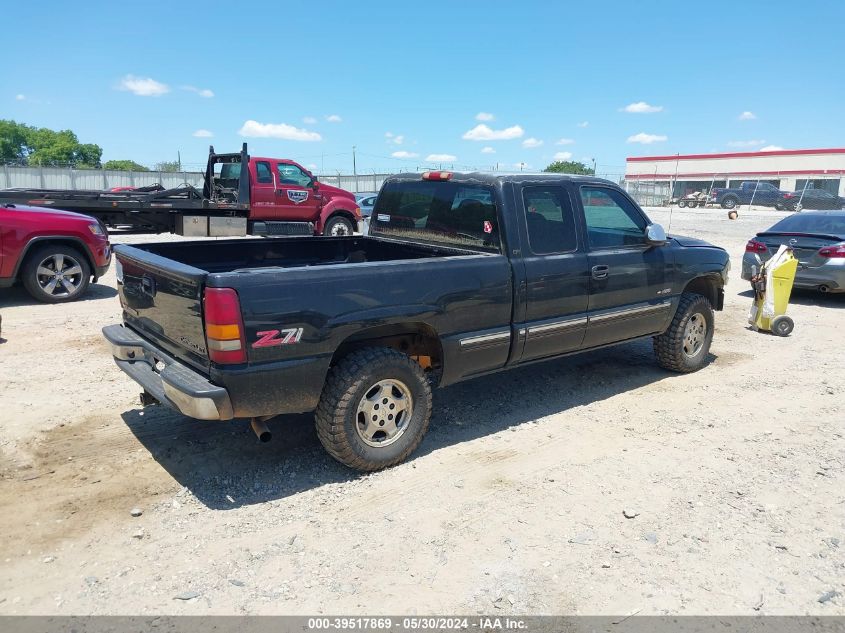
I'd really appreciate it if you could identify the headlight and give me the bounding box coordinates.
[88,223,104,235]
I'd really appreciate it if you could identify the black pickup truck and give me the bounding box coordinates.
[103,172,730,471]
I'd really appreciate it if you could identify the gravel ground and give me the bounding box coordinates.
[0,206,843,615]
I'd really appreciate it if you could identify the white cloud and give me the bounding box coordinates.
[462,124,524,141]
[192,129,214,138]
[553,151,573,160]
[15,94,25,101]
[760,145,784,151]
[621,101,663,113]
[475,112,495,121]
[117,75,170,97]
[739,111,756,120]
[627,132,668,144]
[522,137,544,148]
[727,139,766,148]
[555,138,575,145]
[325,114,342,123]
[481,146,496,154]
[238,120,322,141]
[391,151,419,159]
[307,163,318,170]
[385,132,394,137]
[577,121,589,128]
[426,153,457,162]
[182,85,214,98]
[383,133,404,145]
[303,116,317,124]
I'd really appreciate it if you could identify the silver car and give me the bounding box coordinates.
[741,211,845,293]
[355,192,378,235]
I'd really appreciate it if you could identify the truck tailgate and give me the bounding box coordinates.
[114,244,210,371]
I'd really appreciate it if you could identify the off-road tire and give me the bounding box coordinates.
[654,292,715,373]
[315,347,432,471]
[21,244,91,303]
[323,215,356,236]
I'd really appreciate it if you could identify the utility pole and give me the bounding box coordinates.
[177,151,182,171]
[591,158,596,176]
[352,146,358,192]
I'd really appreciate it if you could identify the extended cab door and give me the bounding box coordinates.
[248,160,279,218]
[578,185,673,348]
[271,161,321,221]
[514,183,590,362]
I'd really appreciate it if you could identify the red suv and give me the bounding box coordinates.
[0,203,112,303]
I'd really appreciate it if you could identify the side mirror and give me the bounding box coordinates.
[645,223,667,246]
[311,179,320,190]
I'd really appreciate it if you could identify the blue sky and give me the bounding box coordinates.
[3,0,844,176]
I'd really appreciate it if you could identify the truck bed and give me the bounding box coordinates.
[120,235,478,273]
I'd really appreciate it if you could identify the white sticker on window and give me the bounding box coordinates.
[377,214,391,222]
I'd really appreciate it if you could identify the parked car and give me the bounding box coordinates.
[355,192,378,234]
[103,172,729,471]
[741,210,845,293]
[0,203,111,302]
[710,181,787,209]
[777,189,845,212]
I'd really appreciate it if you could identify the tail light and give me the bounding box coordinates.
[204,287,247,364]
[422,171,453,181]
[819,243,845,258]
[745,239,768,253]
[783,193,795,199]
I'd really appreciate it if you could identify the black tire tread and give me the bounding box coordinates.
[315,347,432,471]
[653,292,714,373]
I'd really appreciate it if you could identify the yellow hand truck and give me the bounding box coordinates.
[748,245,798,336]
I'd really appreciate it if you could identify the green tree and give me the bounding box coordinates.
[0,119,102,167]
[0,120,29,163]
[154,160,182,173]
[103,159,150,171]
[543,160,594,175]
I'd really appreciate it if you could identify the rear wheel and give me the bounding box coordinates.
[654,292,714,373]
[323,215,356,236]
[315,347,432,471]
[721,196,738,209]
[678,199,687,208]
[792,202,803,212]
[21,245,91,303]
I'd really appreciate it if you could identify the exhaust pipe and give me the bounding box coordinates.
[819,285,830,293]
[250,417,272,443]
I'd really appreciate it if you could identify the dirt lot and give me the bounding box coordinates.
[0,206,843,615]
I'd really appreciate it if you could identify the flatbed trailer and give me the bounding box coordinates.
[0,145,355,237]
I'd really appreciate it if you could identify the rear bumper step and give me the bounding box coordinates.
[102,324,234,420]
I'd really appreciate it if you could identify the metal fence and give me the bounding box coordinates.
[0,165,395,194]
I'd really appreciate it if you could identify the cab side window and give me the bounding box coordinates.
[522,186,577,254]
[277,164,312,187]
[580,186,646,249]
[255,161,273,184]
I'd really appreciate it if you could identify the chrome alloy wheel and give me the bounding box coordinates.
[36,253,84,298]
[355,379,414,447]
[682,312,707,358]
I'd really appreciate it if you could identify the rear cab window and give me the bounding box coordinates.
[370,181,501,253]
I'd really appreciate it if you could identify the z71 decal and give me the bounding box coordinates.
[252,328,304,348]
[287,190,309,204]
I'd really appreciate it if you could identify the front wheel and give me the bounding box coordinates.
[653,292,715,373]
[678,199,687,208]
[21,245,91,303]
[315,347,432,471]
[792,202,803,212]
[323,215,356,236]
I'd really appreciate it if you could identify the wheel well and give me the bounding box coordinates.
[683,276,723,311]
[325,210,357,229]
[16,238,95,281]
[330,323,443,381]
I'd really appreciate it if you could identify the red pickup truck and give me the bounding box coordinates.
[0,203,111,302]
[0,145,361,237]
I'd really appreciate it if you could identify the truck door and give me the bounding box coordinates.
[248,160,278,218]
[271,162,321,221]
[515,184,590,362]
[578,185,673,348]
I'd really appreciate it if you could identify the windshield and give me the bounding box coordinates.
[370,181,501,253]
[766,213,845,236]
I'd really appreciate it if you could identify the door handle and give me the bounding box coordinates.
[591,265,609,280]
